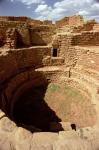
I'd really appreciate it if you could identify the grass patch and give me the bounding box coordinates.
[48,83,60,93]
[63,84,84,102]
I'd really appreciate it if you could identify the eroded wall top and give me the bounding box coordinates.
[56,15,84,27]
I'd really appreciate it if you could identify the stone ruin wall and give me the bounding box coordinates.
[0,21,31,48]
[56,15,84,27]
[0,46,52,115]
[0,16,54,26]
[0,16,29,22]
[0,20,56,49]
[72,31,99,46]
[93,24,99,31]
[0,15,99,131]
[30,25,56,46]
[0,15,81,117]
[0,15,99,67]
[73,20,97,33]
[0,15,99,68]
[56,16,98,34]
[0,15,99,50]
[0,15,99,66]
[52,33,77,66]
[0,46,51,83]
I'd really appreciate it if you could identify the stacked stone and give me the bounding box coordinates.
[52,35,59,47]
[0,30,5,47]
[72,31,99,46]
[56,15,84,27]
[5,28,17,49]
[43,20,53,26]
[93,24,99,31]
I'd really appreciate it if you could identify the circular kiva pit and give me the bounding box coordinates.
[4,71,97,133]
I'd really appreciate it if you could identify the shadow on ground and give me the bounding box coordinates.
[13,81,63,132]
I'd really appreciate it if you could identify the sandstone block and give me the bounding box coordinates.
[32,132,58,145]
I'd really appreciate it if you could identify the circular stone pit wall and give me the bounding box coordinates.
[1,69,96,132]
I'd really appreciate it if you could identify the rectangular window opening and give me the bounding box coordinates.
[53,48,58,57]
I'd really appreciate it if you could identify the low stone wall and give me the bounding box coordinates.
[0,46,51,83]
[93,24,99,31]
[72,31,99,46]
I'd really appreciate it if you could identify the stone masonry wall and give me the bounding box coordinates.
[93,24,99,31]
[0,20,56,48]
[56,15,84,27]
[5,28,17,49]
[0,46,51,84]
[30,25,56,46]
[72,31,99,46]
[56,20,97,33]
[0,21,31,48]
[0,46,52,114]
[0,28,6,47]
[68,15,84,26]
[73,20,97,33]
[52,33,77,66]
[43,20,53,25]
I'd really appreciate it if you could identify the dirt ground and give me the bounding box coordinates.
[45,82,96,128]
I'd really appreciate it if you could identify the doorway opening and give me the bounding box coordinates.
[71,124,76,131]
[53,48,58,57]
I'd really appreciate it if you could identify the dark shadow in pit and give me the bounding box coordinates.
[13,83,63,133]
